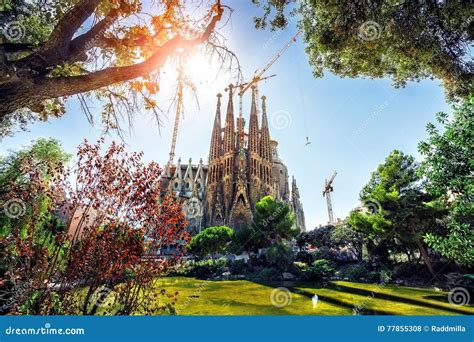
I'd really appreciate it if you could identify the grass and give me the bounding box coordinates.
[143,277,474,316]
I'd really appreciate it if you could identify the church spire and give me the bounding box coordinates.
[223,84,235,154]
[260,95,272,161]
[248,86,261,207]
[209,93,222,161]
[259,95,272,187]
[248,86,260,155]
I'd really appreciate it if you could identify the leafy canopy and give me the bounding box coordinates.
[347,150,443,275]
[252,195,299,245]
[419,96,474,267]
[189,225,234,258]
[0,0,227,137]
[253,0,473,99]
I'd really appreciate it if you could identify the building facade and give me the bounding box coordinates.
[162,85,305,233]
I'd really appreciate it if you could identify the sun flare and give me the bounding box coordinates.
[184,53,215,84]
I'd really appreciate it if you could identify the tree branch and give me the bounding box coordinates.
[67,9,121,63]
[43,0,101,51]
[35,2,224,97]
[16,0,101,70]
[0,1,224,117]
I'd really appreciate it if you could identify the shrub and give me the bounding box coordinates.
[253,268,281,281]
[378,268,393,283]
[340,263,370,281]
[263,243,294,272]
[293,261,310,279]
[192,258,227,278]
[295,251,313,264]
[313,246,334,260]
[309,259,335,280]
[293,261,308,272]
[229,259,249,275]
[168,261,194,276]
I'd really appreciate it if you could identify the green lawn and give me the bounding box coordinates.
[141,277,474,316]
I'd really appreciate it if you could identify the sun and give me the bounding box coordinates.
[184,52,215,84]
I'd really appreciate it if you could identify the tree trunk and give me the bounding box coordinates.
[416,239,438,280]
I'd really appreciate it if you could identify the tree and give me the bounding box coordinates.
[188,226,234,259]
[252,195,299,248]
[0,0,228,136]
[228,225,257,254]
[0,138,189,315]
[348,150,444,277]
[418,96,474,267]
[58,139,189,315]
[297,225,333,249]
[331,222,364,261]
[0,138,70,314]
[253,0,473,99]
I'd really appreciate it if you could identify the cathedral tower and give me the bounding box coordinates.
[222,85,236,218]
[206,93,224,225]
[248,87,261,208]
[203,90,305,232]
[259,95,273,196]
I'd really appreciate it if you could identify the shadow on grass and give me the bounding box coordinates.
[249,279,391,315]
[251,279,471,315]
[327,282,472,315]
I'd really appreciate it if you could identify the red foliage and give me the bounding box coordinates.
[1,138,189,315]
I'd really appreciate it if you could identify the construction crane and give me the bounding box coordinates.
[166,30,301,171]
[323,171,337,224]
[167,73,184,169]
[236,30,302,117]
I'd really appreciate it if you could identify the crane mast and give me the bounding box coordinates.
[323,171,337,224]
[167,69,184,169]
[237,30,301,117]
[167,30,301,171]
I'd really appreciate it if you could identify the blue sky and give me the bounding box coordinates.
[0,1,451,229]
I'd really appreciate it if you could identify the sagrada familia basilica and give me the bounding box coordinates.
[162,85,305,234]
